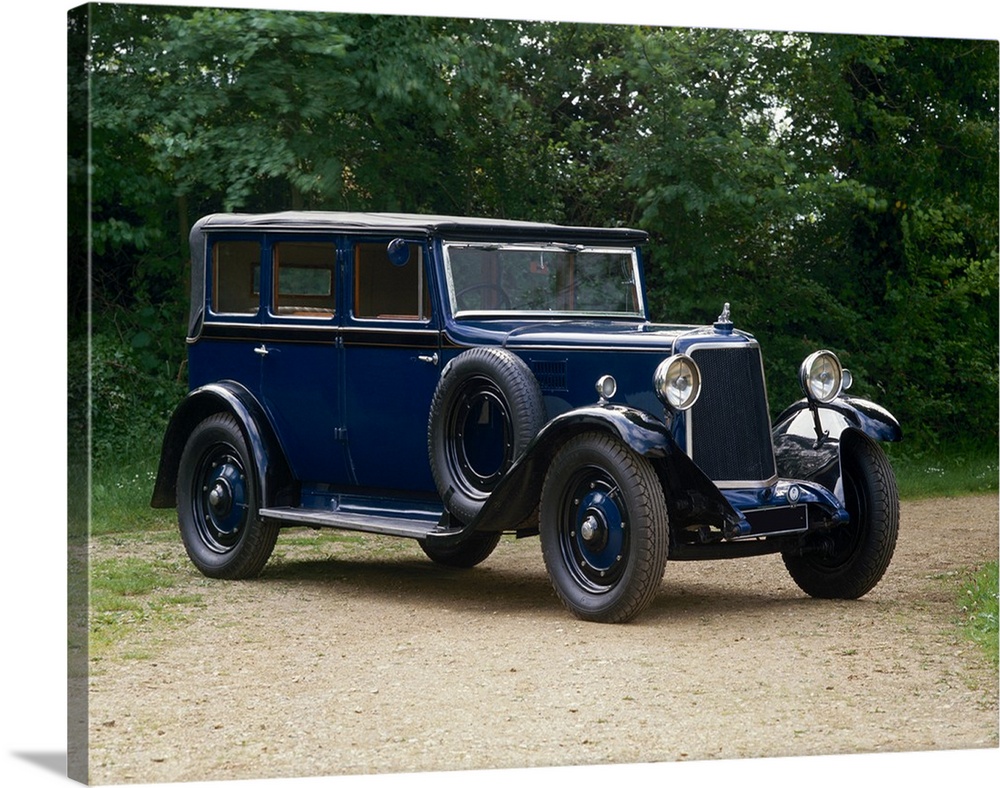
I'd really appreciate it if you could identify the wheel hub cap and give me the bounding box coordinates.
[579,510,608,551]
[208,480,232,515]
[201,456,247,539]
[568,486,625,582]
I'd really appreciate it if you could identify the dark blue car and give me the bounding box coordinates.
[152,211,902,623]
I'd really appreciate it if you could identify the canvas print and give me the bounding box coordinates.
[66,2,998,785]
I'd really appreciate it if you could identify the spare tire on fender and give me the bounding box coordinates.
[428,347,545,523]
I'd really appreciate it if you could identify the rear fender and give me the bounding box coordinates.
[150,382,294,509]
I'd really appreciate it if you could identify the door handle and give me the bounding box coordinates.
[254,344,269,356]
[417,353,439,365]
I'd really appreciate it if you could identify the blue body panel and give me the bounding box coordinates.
[341,324,441,491]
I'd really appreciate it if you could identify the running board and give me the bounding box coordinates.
[259,506,455,541]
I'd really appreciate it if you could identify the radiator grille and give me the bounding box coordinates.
[688,344,776,485]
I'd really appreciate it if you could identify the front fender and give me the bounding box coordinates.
[458,404,741,535]
[150,381,294,510]
[771,396,901,502]
[774,396,902,444]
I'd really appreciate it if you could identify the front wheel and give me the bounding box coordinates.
[176,413,278,579]
[540,432,669,623]
[783,431,899,598]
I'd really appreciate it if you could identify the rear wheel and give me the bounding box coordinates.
[176,413,278,579]
[540,432,669,623]
[420,531,502,568]
[783,431,898,598]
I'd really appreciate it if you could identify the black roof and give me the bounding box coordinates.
[190,211,648,245]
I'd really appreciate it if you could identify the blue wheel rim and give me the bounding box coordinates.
[192,445,250,553]
[557,466,630,592]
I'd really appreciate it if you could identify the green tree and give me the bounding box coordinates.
[77,7,998,455]
[612,29,998,443]
[810,35,999,446]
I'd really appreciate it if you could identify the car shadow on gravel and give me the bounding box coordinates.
[260,554,563,615]
[642,583,863,623]
[252,550,856,624]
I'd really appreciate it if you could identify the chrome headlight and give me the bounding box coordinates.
[654,354,702,411]
[799,350,844,403]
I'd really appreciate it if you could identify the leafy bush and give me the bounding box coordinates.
[81,329,186,465]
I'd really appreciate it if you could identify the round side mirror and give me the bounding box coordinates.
[387,238,410,266]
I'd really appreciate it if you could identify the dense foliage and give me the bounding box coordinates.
[69,5,998,461]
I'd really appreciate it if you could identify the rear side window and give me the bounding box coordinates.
[272,241,336,317]
[353,241,431,320]
[212,240,260,315]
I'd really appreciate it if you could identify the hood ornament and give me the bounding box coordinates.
[714,301,733,334]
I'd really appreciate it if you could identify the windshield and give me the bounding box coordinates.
[444,243,644,318]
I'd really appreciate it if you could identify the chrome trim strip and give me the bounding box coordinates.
[499,342,679,352]
[203,320,331,332]
[712,475,781,490]
[453,310,645,320]
[341,324,437,335]
[728,504,810,541]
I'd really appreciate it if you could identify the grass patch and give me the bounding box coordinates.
[90,454,177,536]
[888,446,998,499]
[89,553,200,659]
[958,561,999,668]
[91,555,164,597]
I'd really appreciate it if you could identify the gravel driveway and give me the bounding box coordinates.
[86,494,998,784]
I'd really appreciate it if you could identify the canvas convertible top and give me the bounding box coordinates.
[190,210,649,245]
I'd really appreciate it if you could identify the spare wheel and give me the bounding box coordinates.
[428,347,545,523]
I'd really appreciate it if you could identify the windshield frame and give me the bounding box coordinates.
[442,241,646,320]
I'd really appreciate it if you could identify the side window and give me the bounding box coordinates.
[212,240,260,315]
[353,242,432,320]
[272,241,336,317]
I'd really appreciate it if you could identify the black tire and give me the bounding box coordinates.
[420,530,503,568]
[176,413,278,579]
[539,432,669,623]
[428,348,545,523]
[783,431,899,599]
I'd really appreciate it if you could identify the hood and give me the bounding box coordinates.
[446,318,754,353]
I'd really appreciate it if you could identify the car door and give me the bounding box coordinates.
[257,235,352,486]
[342,237,441,493]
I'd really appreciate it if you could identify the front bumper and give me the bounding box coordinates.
[721,479,848,540]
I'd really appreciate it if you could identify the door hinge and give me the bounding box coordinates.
[333,427,348,441]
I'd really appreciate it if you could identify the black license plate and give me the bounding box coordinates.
[741,505,809,537]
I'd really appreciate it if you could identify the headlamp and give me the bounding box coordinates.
[799,350,844,403]
[654,354,702,411]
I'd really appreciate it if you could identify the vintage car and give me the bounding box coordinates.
[152,211,901,623]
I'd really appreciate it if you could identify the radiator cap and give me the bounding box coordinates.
[714,302,734,334]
